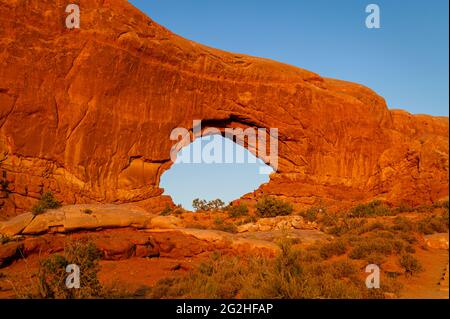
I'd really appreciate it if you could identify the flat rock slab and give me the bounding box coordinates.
[0,204,174,236]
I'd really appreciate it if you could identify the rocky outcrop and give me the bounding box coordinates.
[0,0,448,217]
[0,226,281,268]
[0,204,183,236]
[424,233,449,250]
[237,215,318,233]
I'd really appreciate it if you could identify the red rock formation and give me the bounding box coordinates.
[0,0,448,217]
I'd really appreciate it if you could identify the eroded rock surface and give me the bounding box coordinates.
[0,204,182,236]
[0,0,448,217]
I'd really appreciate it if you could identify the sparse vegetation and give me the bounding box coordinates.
[31,191,61,215]
[348,200,393,218]
[318,240,347,259]
[160,204,173,216]
[255,196,293,218]
[227,203,249,218]
[399,254,423,276]
[149,239,400,299]
[299,206,323,222]
[192,198,225,212]
[212,218,237,233]
[417,213,448,235]
[37,239,103,299]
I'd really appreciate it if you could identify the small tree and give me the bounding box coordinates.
[192,198,208,211]
[192,198,225,212]
[207,199,225,211]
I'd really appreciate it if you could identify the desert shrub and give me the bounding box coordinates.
[318,211,340,227]
[326,218,367,236]
[417,214,448,234]
[38,239,103,299]
[299,207,322,222]
[399,232,418,244]
[173,209,183,216]
[213,222,237,234]
[255,196,293,218]
[149,239,398,299]
[318,240,347,259]
[31,192,61,215]
[160,204,173,216]
[365,252,387,265]
[227,203,249,218]
[349,238,394,260]
[399,254,423,276]
[391,216,415,232]
[349,200,392,218]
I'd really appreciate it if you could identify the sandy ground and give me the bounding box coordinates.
[399,248,448,299]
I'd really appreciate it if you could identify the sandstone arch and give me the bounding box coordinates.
[0,0,448,217]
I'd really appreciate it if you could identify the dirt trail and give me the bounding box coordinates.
[399,248,448,299]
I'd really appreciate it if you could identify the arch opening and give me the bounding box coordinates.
[160,134,274,210]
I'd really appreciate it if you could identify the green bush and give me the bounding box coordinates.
[31,192,61,215]
[349,200,393,218]
[417,214,448,234]
[227,203,249,218]
[399,254,423,276]
[38,239,103,299]
[299,207,321,222]
[349,238,394,260]
[160,204,173,216]
[318,240,347,259]
[255,196,293,218]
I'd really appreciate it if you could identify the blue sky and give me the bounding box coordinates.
[129,0,449,209]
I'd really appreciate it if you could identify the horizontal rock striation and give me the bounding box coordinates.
[0,0,448,217]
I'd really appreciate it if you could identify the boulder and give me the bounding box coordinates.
[0,242,24,268]
[424,233,449,250]
[149,216,183,229]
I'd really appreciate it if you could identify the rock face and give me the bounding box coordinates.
[0,0,448,217]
